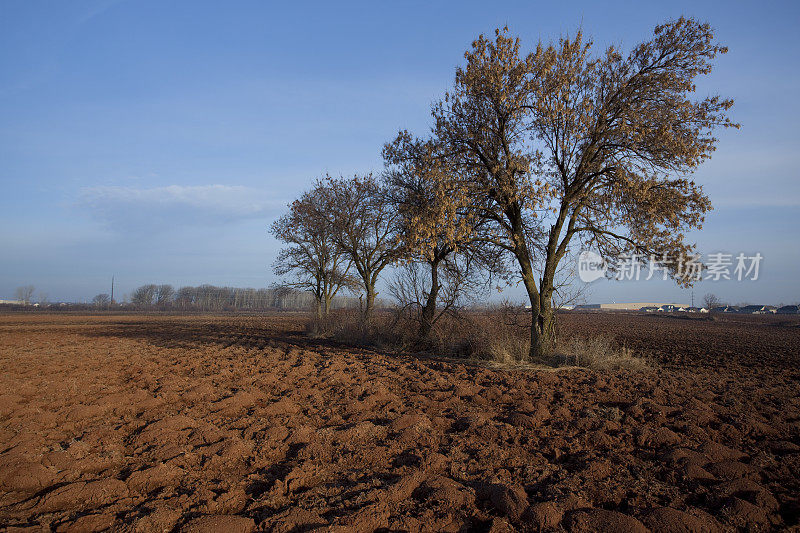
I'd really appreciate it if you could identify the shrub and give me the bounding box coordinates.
[554,335,650,370]
[306,306,650,370]
[305,314,337,338]
[453,311,530,363]
[306,310,397,348]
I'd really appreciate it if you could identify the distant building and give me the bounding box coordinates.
[575,302,689,313]
[0,299,24,305]
[738,304,762,314]
[574,302,689,311]
[525,304,576,311]
[738,305,777,314]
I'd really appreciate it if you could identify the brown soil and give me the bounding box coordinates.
[0,312,798,532]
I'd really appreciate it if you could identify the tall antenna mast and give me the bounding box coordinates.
[111,275,115,305]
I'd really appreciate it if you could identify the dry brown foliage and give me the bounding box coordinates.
[397,18,737,360]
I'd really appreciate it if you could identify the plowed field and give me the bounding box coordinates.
[1,312,798,532]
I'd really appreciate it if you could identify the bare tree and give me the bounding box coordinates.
[175,286,196,309]
[321,174,402,321]
[93,293,111,308]
[703,293,721,309]
[427,19,737,360]
[388,256,487,338]
[15,285,35,305]
[131,284,157,307]
[155,284,175,308]
[271,184,356,318]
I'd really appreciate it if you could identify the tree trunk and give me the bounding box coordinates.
[419,259,440,339]
[512,229,554,363]
[505,201,560,363]
[530,293,556,362]
[362,284,376,322]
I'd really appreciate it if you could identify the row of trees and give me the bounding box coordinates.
[273,18,737,360]
[94,284,362,311]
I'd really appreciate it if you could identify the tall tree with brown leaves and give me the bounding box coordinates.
[383,132,504,339]
[271,185,355,318]
[430,18,737,361]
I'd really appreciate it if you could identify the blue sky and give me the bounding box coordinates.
[1,0,799,305]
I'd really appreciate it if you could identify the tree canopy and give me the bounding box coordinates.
[422,18,737,358]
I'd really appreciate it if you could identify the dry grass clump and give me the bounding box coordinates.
[306,311,376,345]
[305,309,522,359]
[307,308,651,370]
[483,328,531,364]
[555,335,651,370]
[453,312,530,363]
[305,314,338,338]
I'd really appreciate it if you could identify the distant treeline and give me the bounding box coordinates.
[98,284,368,311]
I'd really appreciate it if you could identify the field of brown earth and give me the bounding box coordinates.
[1,311,799,532]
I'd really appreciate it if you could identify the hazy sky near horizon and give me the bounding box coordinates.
[1,0,799,305]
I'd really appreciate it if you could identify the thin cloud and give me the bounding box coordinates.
[78,184,283,233]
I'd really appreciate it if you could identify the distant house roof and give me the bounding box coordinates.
[739,305,777,314]
[739,305,763,313]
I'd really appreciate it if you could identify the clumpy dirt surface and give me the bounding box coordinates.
[0,312,798,532]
